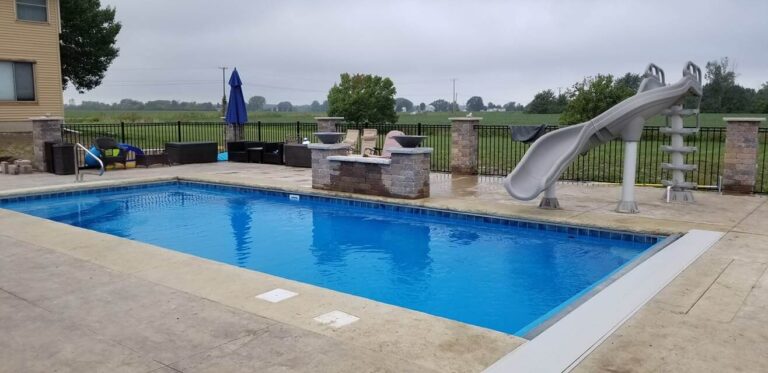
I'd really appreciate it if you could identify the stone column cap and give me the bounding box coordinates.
[449,117,483,121]
[723,117,765,122]
[387,147,433,154]
[29,116,64,121]
[307,143,349,150]
[314,117,345,120]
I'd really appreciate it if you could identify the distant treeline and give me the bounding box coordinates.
[66,97,329,113]
[524,58,768,122]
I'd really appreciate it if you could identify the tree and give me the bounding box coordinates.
[327,73,397,124]
[701,58,736,112]
[309,100,322,112]
[276,101,293,112]
[118,98,143,110]
[247,96,266,111]
[419,102,426,111]
[487,102,496,110]
[60,0,122,92]
[753,83,768,113]
[503,101,523,112]
[700,58,757,113]
[430,99,451,112]
[466,96,486,111]
[395,97,414,112]
[525,89,564,114]
[614,72,642,93]
[559,74,635,124]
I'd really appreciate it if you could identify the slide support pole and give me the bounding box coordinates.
[539,183,561,210]
[616,141,640,213]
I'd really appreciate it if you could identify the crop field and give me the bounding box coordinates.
[64,110,764,127]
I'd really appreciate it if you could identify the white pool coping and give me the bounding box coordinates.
[484,229,724,373]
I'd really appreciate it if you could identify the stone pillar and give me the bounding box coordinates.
[308,143,350,189]
[387,147,432,199]
[225,124,244,142]
[722,117,765,194]
[315,117,345,132]
[31,116,64,171]
[450,117,481,174]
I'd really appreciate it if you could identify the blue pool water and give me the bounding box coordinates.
[1,182,661,335]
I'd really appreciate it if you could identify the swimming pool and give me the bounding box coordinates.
[1,181,663,336]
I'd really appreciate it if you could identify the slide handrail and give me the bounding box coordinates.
[682,61,703,129]
[683,61,702,84]
[644,63,665,84]
[74,143,104,182]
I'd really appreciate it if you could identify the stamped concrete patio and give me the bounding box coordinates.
[1,162,766,372]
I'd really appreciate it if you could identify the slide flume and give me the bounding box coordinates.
[504,65,702,201]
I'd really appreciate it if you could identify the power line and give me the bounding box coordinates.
[218,66,228,101]
[451,78,457,113]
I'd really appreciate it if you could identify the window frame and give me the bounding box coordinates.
[15,0,49,23]
[0,60,38,104]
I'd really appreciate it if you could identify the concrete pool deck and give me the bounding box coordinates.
[1,162,766,372]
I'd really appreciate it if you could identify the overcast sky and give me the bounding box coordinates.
[64,0,768,107]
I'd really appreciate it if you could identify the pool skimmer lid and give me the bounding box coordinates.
[314,310,360,328]
[256,288,298,303]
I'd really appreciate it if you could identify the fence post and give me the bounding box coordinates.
[722,117,765,194]
[296,121,301,142]
[120,121,126,143]
[177,121,182,142]
[449,117,481,174]
[257,121,262,141]
[418,122,422,135]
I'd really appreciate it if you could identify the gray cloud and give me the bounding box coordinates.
[65,0,768,106]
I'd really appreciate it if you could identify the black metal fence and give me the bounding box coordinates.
[758,128,768,193]
[61,121,758,192]
[477,125,727,189]
[61,121,320,153]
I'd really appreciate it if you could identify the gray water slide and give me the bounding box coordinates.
[504,63,703,201]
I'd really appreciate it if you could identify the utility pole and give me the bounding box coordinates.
[451,78,457,113]
[219,66,228,116]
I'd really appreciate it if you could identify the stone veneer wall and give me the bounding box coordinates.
[0,132,34,162]
[31,117,63,171]
[310,145,431,199]
[722,117,765,194]
[310,144,350,189]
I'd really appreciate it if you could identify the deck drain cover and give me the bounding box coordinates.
[255,288,298,303]
[313,310,359,328]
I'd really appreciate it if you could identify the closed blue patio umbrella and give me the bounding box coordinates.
[225,68,248,141]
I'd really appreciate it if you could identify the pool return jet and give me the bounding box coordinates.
[503,62,703,213]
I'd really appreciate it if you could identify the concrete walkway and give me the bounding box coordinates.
[0,235,437,372]
[1,163,767,372]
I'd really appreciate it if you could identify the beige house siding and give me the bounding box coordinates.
[0,0,64,132]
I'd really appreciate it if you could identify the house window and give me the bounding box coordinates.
[0,62,36,101]
[16,0,48,22]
